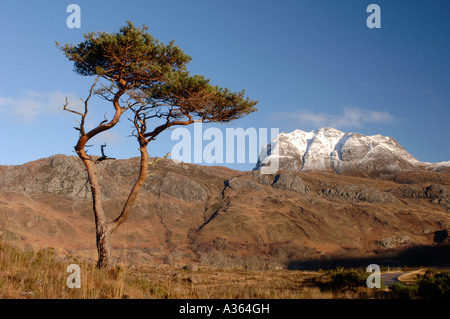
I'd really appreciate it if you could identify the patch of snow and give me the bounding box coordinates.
[255,127,447,173]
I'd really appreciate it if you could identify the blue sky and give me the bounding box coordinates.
[0,0,449,171]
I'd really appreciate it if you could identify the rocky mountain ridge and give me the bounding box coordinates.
[255,127,450,177]
[0,153,449,269]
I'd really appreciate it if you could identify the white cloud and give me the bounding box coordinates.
[90,130,122,147]
[279,107,395,130]
[0,90,84,121]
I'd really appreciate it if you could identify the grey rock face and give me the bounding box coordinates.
[357,188,396,204]
[319,185,396,204]
[272,173,308,193]
[388,184,449,212]
[377,236,411,249]
[424,184,449,212]
[425,184,448,200]
[339,133,370,161]
[160,172,208,202]
[249,171,276,186]
[226,171,308,194]
[225,176,261,190]
[0,155,212,202]
[254,134,305,171]
[46,155,91,198]
[388,185,426,199]
[337,145,417,177]
[0,154,91,199]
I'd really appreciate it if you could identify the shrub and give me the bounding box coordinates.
[417,270,450,299]
[329,269,367,291]
[388,270,450,299]
[314,268,370,292]
[389,282,418,299]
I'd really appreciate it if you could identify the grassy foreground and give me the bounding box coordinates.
[0,243,356,299]
[1,242,448,299]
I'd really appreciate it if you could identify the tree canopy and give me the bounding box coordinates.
[58,21,258,268]
[59,21,258,143]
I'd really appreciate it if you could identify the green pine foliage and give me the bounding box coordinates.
[57,21,257,126]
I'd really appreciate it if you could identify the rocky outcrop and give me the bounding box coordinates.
[160,172,208,202]
[426,184,450,212]
[0,154,91,199]
[377,236,412,249]
[388,184,450,212]
[225,171,307,193]
[318,185,396,204]
[271,173,308,193]
[225,176,261,190]
[388,185,426,199]
[0,155,213,203]
[425,184,448,200]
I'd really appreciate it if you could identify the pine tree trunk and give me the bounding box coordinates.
[72,85,126,270]
[76,148,114,269]
[76,138,148,269]
[96,224,113,269]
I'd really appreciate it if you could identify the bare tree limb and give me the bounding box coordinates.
[96,143,116,163]
[61,77,100,137]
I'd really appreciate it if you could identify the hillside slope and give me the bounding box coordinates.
[0,154,449,269]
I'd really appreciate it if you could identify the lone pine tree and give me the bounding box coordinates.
[58,22,257,268]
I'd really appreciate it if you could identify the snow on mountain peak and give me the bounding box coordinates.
[254,127,440,176]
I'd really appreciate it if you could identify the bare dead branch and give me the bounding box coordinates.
[60,97,84,116]
[99,113,109,126]
[61,77,100,137]
[95,143,116,163]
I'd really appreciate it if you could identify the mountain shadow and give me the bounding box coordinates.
[287,244,450,270]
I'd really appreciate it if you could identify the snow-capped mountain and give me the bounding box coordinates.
[255,127,450,176]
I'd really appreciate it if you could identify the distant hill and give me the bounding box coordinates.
[0,147,449,269]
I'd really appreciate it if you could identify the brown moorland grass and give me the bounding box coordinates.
[0,242,388,299]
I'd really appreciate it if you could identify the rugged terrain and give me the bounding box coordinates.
[255,127,450,178]
[0,150,449,269]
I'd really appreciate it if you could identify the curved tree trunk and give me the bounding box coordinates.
[78,143,149,269]
[77,151,113,269]
[72,86,128,269]
[110,144,149,233]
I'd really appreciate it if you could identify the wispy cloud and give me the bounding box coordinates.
[89,127,122,147]
[276,107,395,130]
[0,90,83,121]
